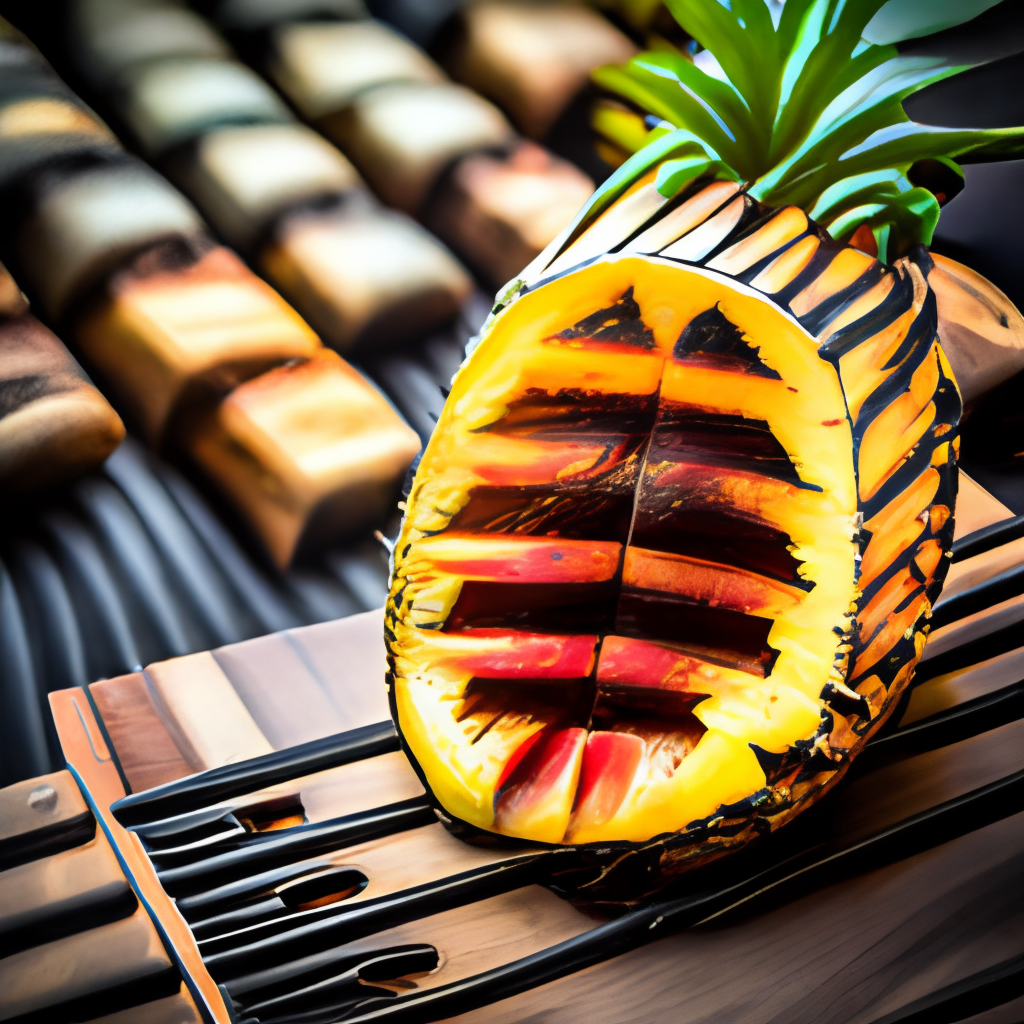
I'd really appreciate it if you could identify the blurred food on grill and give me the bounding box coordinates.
[0,34,419,565]
[65,0,474,350]
[185,0,596,285]
[0,263,125,491]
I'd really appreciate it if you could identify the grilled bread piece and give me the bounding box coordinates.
[0,310,124,490]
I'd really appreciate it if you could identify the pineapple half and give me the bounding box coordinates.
[386,0,1024,890]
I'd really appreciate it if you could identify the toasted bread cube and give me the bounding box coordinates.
[262,199,472,351]
[270,20,444,121]
[429,139,593,285]
[0,314,124,490]
[76,244,320,443]
[187,351,420,567]
[328,82,513,214]
[446,2,636,138]
[15,159,204,322]
[180,123,362,251]
[122,57,292,157]
[72,0,230,86]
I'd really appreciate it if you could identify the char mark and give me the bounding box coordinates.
[674,304,782,379]
[555,286,657,350]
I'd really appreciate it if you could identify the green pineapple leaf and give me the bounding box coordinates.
[594,0,1024,261]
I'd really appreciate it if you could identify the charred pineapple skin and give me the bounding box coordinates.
[385,180,959,891]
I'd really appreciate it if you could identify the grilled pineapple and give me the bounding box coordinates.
[386,0,1024,889]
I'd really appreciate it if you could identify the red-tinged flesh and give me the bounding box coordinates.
[426,630,599,678]
[596,635,760,694]
[494,727,588,842]
[415,535,622,584]
[570,731,644,832]
[622,547,806,618]
[469,437,630,488]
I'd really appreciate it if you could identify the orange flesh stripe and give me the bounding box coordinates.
[660,196,746,261]
[596,634,762,693]
[858,537,943,644]
[789,248,876,318]
[622,547,806,617]
[859,467,939,590]
[854,592,929,680]
[859,397,936,502]
[626,180,742,255]
[421,630,599,678]
[412,535,622,583]
[465,435,627,487]
[749,234,820,294]
[837,304,919,423]
[706,207,809,277]
[819,274,896,342]
[650,461,803,526]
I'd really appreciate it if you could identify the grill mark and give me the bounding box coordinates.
[556,286,656,350]
[883,291,938,372]
[772,235,847,307]
[479,388,660,439]
[614,587,775,673]
[611,176,741,255]
[861,365,958,520]
[674,304,782,379]
[731,230,812,287]
[648,407,808,485]
[694,195,781,267]
[445,580,620,635]
[448,485,635,541]
[630,508,806,585]
[820,267,918,359]
[853,327,938,433]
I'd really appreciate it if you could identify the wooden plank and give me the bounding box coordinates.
[212,632,347,749]
[49,687,232,1024]
[925,593,1024,660]
[0,835,131,942]
[298,751,424,825]
[285,610,391,728]
[86,985,203,1024]
[90,673,196,791]
[961,993,1024,1024]
[904,645,1024,725]
[145,652,273,769]
[0,770,88,847]
[444,811,1024,1024]
[0,907,171,1020]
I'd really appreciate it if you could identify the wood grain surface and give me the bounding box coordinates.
[44,480,1024,1023]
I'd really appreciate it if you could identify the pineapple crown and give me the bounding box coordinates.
[591,0,1024,262]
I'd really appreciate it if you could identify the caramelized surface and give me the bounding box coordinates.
[389,257,865,843]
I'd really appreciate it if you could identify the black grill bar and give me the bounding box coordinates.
[865,949,1024,1024]
[157,799,434,897]
[951,514,1024,562]
[112,721,401,827]
[339,767,1024,1024]
[206,856,551,984]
